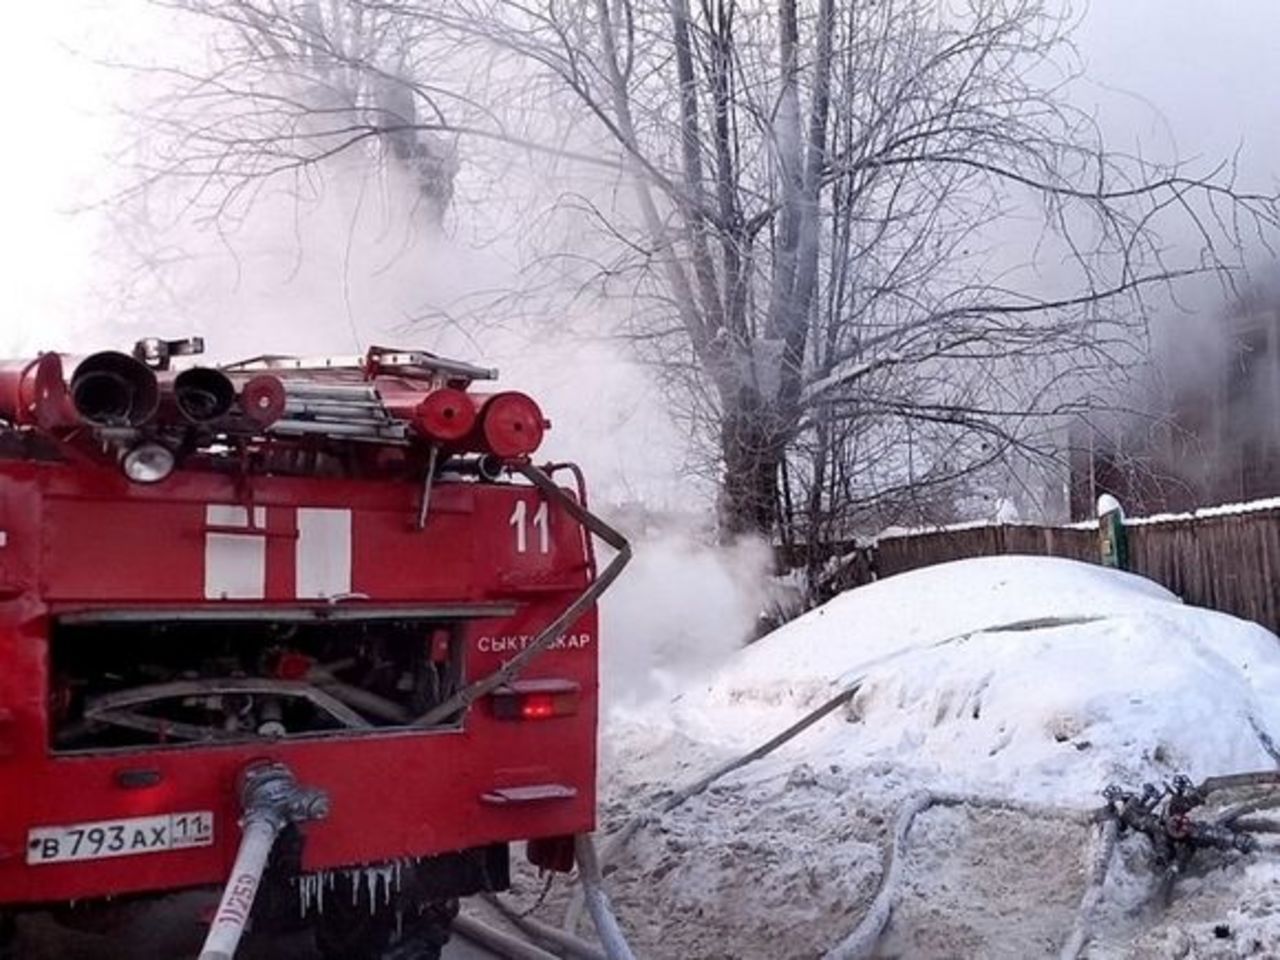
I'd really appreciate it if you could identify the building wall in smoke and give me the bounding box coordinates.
[1070,281,1280,519]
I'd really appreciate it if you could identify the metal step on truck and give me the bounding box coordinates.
[0,338,629,959]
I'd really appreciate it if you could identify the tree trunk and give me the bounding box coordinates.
[719,389,785,539]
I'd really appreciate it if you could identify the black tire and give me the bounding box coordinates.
[315,898,457,960]
[0,914,17,960]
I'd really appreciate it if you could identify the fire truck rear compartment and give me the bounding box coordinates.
[49,613,469,751]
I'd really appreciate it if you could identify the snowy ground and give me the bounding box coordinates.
[514,556,1280,959]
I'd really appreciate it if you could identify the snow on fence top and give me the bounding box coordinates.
[771,494,1272,558]
[781,493,1280,639]
[869,494,1280,543]
[1107,495,1280,527]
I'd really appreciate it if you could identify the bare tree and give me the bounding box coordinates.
[131,0,462,227]
[132,0,1280,548]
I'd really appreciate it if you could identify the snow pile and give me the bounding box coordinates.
[660,556,1280,803]
[580,557,1280,958]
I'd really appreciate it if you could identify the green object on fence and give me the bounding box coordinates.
[1097,494,1128,570]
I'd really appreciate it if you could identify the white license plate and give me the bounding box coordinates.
[27,811,214,865]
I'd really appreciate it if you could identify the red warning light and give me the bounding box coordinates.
[520,695,556,720]
[490,680,579,721]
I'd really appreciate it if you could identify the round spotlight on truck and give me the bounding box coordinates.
[120,441,176,484]
[479,392,546,458]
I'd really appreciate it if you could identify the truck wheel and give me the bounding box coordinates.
[315,898,456,960]
[0,914,16,960]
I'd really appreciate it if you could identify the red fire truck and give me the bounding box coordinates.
[0,339,629,958]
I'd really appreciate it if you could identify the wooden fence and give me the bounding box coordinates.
[876,524,1097,578]
[793,505,1280,636]
[1123,509,1280,633]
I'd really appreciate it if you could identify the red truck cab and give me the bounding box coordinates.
[0,340,627,959]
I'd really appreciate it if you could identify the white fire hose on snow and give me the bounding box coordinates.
[198,761,329,960]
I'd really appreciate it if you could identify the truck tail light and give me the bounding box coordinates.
[490,680,580,720]
[413,387,477,442]
[478,391,547,458]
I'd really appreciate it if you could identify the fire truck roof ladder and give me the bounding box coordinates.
[221,346,498,383]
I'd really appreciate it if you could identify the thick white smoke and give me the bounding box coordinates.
[1,26,771,710]
[598,531,774,711]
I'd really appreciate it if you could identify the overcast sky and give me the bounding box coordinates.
[1075,1,1280,184]
[1,1,1278,355]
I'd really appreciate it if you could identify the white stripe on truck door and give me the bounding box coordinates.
[204,505,267,600]
[296,507,353,599]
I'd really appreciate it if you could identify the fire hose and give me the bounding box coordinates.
[199,464,632,960]
[198,762,329,960]
[456,835,630,960]
[827,772,1280,960]
[416,461,632,727]
[562,621,1026,937]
